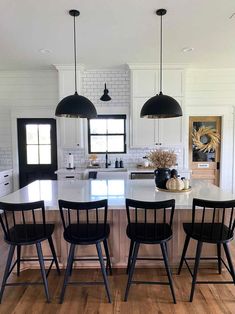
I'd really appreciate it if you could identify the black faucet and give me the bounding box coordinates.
[105,152,111,168]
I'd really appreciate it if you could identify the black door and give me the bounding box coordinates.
[17,118,58,188]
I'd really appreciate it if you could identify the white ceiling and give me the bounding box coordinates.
[0,0,234,70]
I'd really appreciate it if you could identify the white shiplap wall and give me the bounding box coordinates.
[185,69,235,107]
[0,70,58,166]
[185,68,235,192]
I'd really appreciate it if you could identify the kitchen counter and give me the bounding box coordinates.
[0,179,232,209]
[55,167,191,179]
[1,179,229,269]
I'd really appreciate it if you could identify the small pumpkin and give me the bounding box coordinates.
[166,176,184,190]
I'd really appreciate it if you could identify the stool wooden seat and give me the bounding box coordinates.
[0,201,60,303]
[58,199,112,303]
[178,198,235,302]
[124,198,176,303]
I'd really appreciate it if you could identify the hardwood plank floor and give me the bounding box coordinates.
[0,264,234,313]
[0,237,234,313]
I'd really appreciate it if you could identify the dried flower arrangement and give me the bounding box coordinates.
[147,149,177,169]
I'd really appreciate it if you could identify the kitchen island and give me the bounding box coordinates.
[0,179,234,269]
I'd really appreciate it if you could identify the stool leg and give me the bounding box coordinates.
[223,242,235,283]
[178,234,190,275]
[60,244,75,303]
[217,243,222,274]
[190,241,203,302]
[36,242,50,303]
[161,242,176,304]
[48,236,60,275]
[124,242,140,302]
[0,245,15,303]
[96,242,112,303]
[17,245,21,276]
[103,239,112,276]
[126,240,135,275]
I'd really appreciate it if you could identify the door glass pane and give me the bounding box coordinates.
[107,136,124,152]
[39,145,51,164]
[39,125,51,144]
[192,121,216,162]
[107,119,124,134]
[26,125,38,144]
[90,136,107,152]
[27,145,39,164]
[90,120,106,134]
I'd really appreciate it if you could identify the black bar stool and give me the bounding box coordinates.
[0,201,60,303]
[178,198,235,302]
[124,198,176,303]
[58,199,112,303]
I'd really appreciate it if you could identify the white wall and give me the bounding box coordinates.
[0,70,58,167]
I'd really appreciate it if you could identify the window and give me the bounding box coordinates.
[26,124,51,164]
[88,115,126,153]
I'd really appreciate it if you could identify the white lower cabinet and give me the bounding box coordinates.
[57,173,84,180]
[0,169,13,197]
[131,97,183,147]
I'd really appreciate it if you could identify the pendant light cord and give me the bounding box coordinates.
[159,13,163,93]
[73,14,77,93]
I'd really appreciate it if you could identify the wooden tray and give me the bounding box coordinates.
[156,186,192,193]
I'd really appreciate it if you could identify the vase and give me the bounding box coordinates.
[154,168,171,189]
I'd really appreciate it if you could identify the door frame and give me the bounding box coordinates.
[11,107,60,190]
[189,116,221,186]
[183,105,234,192]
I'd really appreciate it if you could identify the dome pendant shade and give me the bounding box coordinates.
[140,9,182,119]
[100,83,111,101]
[55,9,97,119]
[140,92,182,118]
[55,92,97,118]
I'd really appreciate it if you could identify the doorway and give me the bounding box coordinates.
[17,118,58,188]
[189,116,221,186]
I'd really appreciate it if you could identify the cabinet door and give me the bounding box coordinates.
[59,117,84,148]
[162,70,183,97]
[131,97,155,147]
[57,68,84,149]
[157,97,182,146]
[132,70,158,97]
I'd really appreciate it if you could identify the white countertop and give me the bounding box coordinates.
[0,179,234,210]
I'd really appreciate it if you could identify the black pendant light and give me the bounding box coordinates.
[55,10,97,118]
[100,83,111,101]
[140,9,182,119]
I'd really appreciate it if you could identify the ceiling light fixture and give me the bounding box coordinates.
[182,47,194,53]
[100,83,111,101]
[140,9,183,119]
[39,48,52,54]
[55,10,97,118]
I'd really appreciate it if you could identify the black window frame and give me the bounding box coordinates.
[88,114,127,154]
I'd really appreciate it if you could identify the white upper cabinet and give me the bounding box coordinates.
[59,117,84,148]
[132,70,158,97]
[157,102,183,146]
[132,97,156,147]
[162,70,183,96]
[55,65,84,148]
[129,66,184,148]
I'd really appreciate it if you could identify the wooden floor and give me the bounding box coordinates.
[0,239,234,313]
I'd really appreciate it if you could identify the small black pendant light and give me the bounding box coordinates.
[55,10,97,118]
[140,9,182,119]
[100,83,111,101]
